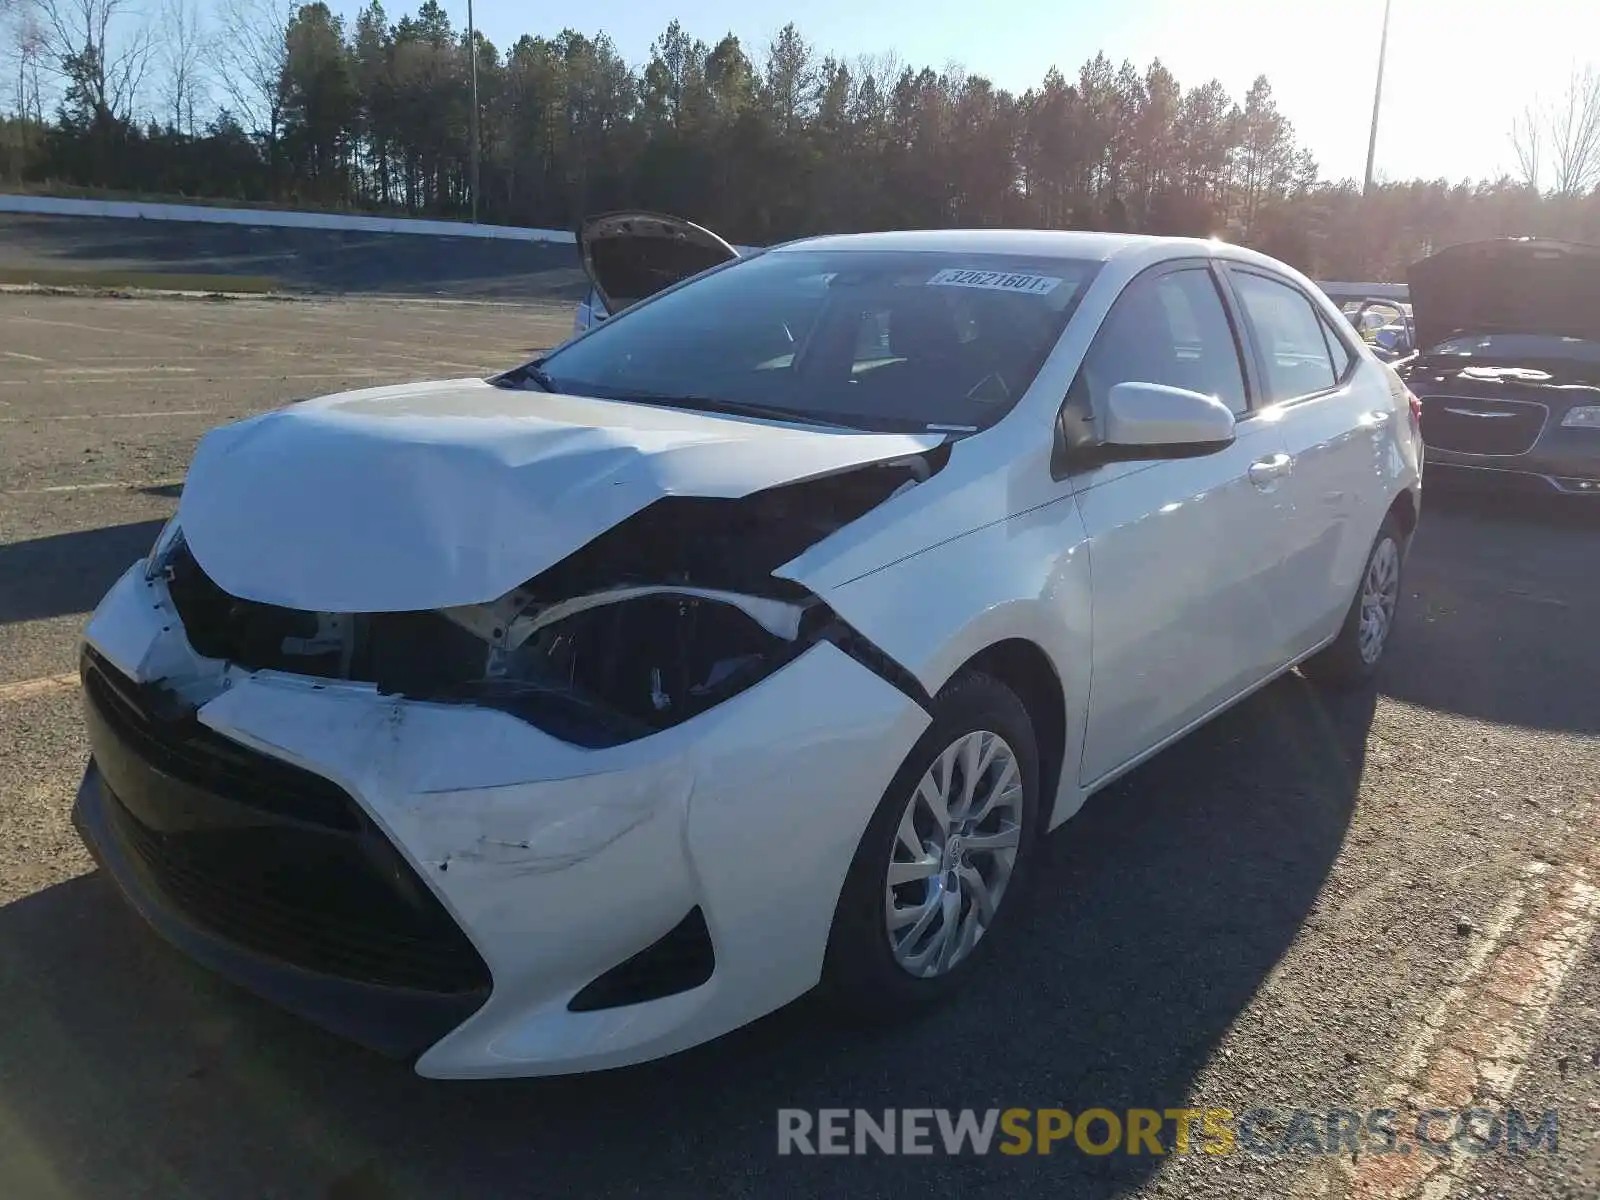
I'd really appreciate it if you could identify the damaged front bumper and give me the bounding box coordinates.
[74,561,930,1077]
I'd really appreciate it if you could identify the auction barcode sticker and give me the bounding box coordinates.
[926,269,1062,295]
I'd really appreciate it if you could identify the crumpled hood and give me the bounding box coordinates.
[1408,237,1600,350]
[178,378,942,612]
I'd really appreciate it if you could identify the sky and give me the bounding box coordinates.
[371,0,1599,187]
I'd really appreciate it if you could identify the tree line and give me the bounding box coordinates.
[4,0,1600,282]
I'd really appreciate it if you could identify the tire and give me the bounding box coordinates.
[1301,513,1407,688]
[819,671,1042,1022]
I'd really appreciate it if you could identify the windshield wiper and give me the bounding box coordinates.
[614,391,866,431]
[497,360,559,391]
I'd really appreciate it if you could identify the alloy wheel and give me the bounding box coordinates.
[1358,537,1401,665]
[884,730,1025,978]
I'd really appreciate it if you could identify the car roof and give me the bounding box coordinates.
[768,228,1228,264]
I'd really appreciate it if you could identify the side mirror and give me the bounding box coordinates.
[1102,381,1236,457]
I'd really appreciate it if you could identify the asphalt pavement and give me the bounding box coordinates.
[0,292,1596,1200]
[0,212,588,299]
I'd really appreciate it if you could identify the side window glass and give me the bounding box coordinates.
[1230,272,1337,402]
[1080,268,1249,416]
[1319,311,1353,379]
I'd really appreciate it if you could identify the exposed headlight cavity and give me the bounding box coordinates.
[156,450,946,746]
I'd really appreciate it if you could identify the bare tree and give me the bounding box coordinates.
[1549,65,1600,197]
[4,8,50,120]
[157,0,206,134]
[213,0,291,162]
[1510,101,1542,190]
[30,0,153,125]
[1509,64,1600,196]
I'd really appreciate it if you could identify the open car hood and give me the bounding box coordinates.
[1408,238,1600,351]
[578,210,740,315]
[177,378,943,613]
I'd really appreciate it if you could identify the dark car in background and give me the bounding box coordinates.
[1396,238,1600,496]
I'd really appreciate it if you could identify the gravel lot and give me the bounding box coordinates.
[0,292,1596,1200]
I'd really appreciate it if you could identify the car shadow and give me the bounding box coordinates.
[0,676,1370,1199]
[1380,483,1600,735]
[0,521,162,625]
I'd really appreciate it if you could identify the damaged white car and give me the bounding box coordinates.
[73,225,1422,1079]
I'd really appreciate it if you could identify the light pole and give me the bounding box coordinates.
[1363,0,1393,196]
[467,0,481,222]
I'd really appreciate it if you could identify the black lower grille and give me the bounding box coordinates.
[102,793,487,992]
[82,650,491,996]
[82,648,357,831]
[1420,396,1546,455]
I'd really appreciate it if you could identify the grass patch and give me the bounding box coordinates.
[0,265,280,292]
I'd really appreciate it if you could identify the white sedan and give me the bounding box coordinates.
[73,228,1422,1079]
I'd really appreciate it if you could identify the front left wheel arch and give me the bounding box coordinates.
[945,639,1068,828]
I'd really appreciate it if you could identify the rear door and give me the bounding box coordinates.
[1221,265,1391,655]
[577,211,740,317]
[1071,261,1296,787]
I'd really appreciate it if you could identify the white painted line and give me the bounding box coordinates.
[41,366,197,376]
[3,350,46,362]
[0,673,79,703]
[9,315,198,343]
[3,477,183,495]
[0,409,213,422]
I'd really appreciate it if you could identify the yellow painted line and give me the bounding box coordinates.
[0,673,79,703]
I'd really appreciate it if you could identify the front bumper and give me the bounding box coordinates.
[75,562,929,1077]
[1422,411,1600,495]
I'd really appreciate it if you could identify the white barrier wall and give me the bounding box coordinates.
[0,192,576,244]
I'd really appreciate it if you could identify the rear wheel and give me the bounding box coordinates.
[819,671,1041,1021]
[1302,513,1406,687]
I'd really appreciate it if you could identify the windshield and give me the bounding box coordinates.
[526,249,1102,432]
[1428,332,1600,363]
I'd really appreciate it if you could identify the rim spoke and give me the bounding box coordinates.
[914,773,948,836]
[963,823,1021,854]
[890,892,939,939]
[895,803,927,861]
[959,864,997,927]
[967,758,1019,827]
[932,886,963,973]
[887,853,941,886]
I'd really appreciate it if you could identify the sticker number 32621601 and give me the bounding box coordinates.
[926,268,1062,295]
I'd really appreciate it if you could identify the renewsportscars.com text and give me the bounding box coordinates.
[776,1107,1559,1158]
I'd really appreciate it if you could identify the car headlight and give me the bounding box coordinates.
[145,518,186,580]
[1560,405,1600,429]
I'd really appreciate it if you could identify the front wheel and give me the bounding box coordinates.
[819,671,1042,1022]
[1301,513,1406,687]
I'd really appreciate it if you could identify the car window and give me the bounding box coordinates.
[1230,271,1338,402]
[531,250,1102,433]
[1079,267,1249,416]
[1319,311,1354,378]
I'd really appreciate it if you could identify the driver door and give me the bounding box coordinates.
[1069,261,1296,787]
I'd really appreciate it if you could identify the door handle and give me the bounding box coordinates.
[1248,453,1293,488]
